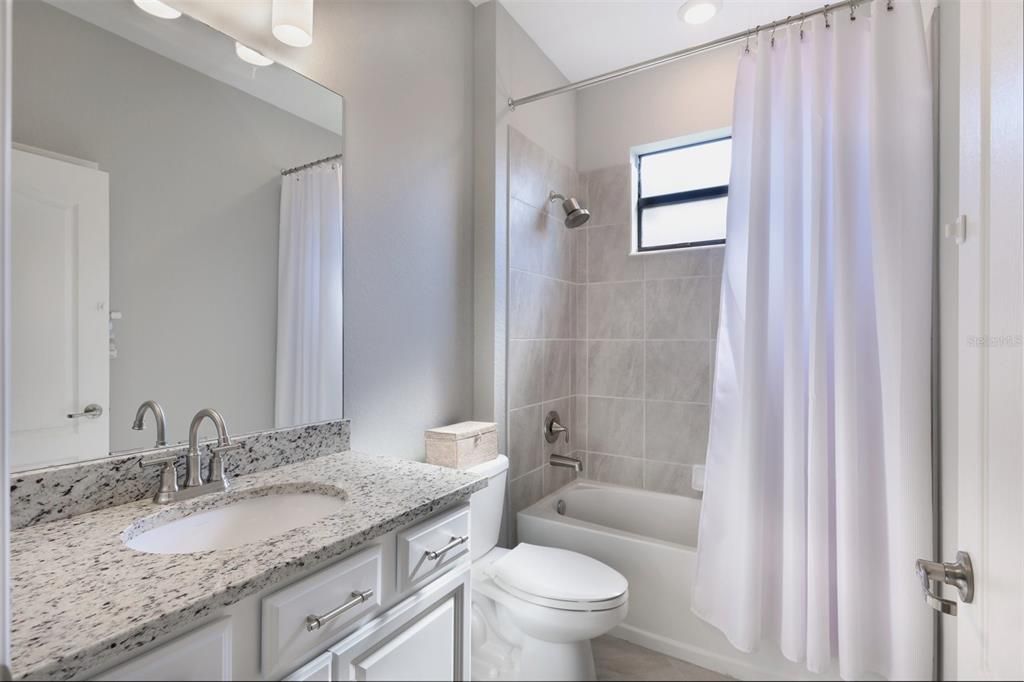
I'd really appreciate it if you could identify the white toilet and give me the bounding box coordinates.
[467,455,628,681]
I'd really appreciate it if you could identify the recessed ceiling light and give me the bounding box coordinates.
[678,0,722,25]
[272,0,315,48]
[132,0,182,20]
[235,42,275,67]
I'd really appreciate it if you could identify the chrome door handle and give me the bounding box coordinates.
[424,535,469,561]
[305,589,374,632]
[67,404,103,419]
[916,551,974,616]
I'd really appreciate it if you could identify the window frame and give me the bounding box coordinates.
[634,133,732,253]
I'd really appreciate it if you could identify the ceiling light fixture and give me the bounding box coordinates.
[235,42,275,67]
[272,0,314,48]
[678,0,722,25]
[132,0,182,19]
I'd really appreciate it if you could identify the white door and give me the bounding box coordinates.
[955,0,1024,678]
[11,148,109,469]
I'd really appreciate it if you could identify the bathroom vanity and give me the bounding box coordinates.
[9,449,486,680]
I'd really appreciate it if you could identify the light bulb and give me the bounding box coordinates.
[272,0,314,48]
[235,42,275,67]
[132,0,182,20]
[678,0,721,25]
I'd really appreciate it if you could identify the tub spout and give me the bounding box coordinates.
[550,454,583,473]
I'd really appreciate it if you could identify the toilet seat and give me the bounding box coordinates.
[485,544,628,612]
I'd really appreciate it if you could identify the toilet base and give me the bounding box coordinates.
[518,636,596,681]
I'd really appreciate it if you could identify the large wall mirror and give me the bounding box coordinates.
[10,0,345,470]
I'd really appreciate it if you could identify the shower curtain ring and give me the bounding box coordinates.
[770,22,781,48]
[886,0,894,10]
[850,2,857,21]
[823,4,831,29]
[799,17,806,40]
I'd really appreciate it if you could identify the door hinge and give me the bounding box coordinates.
[944,214,967,245]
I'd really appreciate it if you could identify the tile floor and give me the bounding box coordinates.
[592,635,732,681]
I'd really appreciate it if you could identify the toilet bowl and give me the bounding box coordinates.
[466,456,628,681]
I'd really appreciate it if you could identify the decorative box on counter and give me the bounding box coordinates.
[425,421,498,470]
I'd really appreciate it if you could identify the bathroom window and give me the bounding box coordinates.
[636,135,731,251]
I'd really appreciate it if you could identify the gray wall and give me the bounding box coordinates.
[576,44,740,173]
[175,0,476,460]
[12,1,341,451]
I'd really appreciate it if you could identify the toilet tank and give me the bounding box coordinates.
[466,454,508,560]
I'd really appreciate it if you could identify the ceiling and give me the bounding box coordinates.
[499,0,826,82]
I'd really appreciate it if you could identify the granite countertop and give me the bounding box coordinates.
[10,451,487,681]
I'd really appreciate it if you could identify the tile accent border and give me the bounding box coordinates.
[10,419,351,530]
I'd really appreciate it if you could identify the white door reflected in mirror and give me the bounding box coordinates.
[11,148,110,470]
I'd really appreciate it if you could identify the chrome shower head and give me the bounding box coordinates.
[549,191,591,229]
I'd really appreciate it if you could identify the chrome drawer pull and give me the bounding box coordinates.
[424,535,469,561]
[305,589,374,632]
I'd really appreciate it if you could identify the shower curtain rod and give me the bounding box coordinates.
[281,152,343,176]
[507,0,890,110]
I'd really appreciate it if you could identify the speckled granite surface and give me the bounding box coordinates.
[10,419,350,530]
[10,451,486,681]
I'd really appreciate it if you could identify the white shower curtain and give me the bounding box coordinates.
[275,162,344,427]
[692,4,934,680]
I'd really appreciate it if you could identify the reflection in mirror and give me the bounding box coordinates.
[11,0,344,470]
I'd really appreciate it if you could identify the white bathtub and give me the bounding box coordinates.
[517,481,837,681]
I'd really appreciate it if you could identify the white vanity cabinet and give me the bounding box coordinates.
[90,504,472,682]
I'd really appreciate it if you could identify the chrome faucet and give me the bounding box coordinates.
[549,454,583,473]
[139,408,241,504]
[186,408,241,490]
[131,400,168,447]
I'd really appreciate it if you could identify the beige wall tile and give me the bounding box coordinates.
[644,461,701,499]
[587,397,643,458]
[588,282,644,338]
[645,278,711,340]
[588,223,643,282]
[644,400,710,464]
[508,405,542,480]
[584,451,643,487]
[508,339,543,408]
[645,340,710,403]
[588,340,644,398]
[542,340,574,402]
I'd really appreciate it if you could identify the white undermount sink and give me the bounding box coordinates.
[124,488,347,555]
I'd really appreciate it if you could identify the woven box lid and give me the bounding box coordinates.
[425,421,497,441]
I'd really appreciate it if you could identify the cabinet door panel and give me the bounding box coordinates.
[96,618,231,681]
[284,652,332,681]
[331,567,469,681]
[353,598,455,681]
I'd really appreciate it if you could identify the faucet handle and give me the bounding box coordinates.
[207,442,242,484]
[209,442,243,456]
[140,454,180,504]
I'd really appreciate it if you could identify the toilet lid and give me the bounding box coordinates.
[487,544,627,608]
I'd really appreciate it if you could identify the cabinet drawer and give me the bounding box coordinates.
[97,618,231,681]
[397,504,470,592]
[262,546,382,676]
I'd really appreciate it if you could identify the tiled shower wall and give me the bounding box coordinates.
[577,163,724,498]
[506,128,584,536]
[507,131,726,536]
